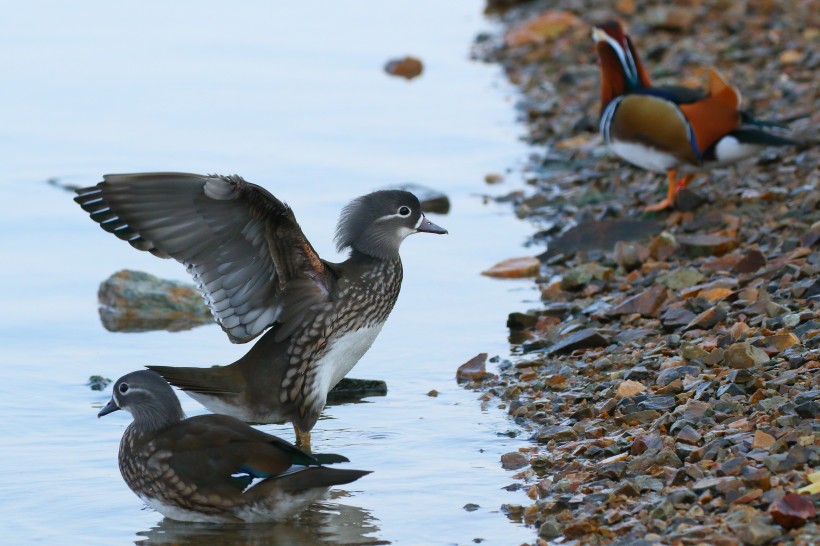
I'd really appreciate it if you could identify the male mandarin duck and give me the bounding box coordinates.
[592,20,797,211]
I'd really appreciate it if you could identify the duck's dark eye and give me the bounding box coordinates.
[119,383,129,394]
[398,206,411,217]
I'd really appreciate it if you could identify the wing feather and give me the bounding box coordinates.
[75,172,335,343]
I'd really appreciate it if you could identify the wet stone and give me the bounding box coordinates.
[456,353,491,383]
[500,451,530,470]
[545,328,609,356]
[463,503,480,512]
[507,312,537,330]
[534,425,577,443]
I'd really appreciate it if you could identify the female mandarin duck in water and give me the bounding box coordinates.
[592,20,797,211]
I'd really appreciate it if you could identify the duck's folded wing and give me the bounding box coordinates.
[75,173,334,343]
[154,416,317,485]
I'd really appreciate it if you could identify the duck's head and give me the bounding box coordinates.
[98,370,184,432]
[334,190,447,260]
[592,20,652,110]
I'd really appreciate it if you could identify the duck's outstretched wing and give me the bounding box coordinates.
[75,172,335,343]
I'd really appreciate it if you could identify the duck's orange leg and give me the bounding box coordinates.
[645,171,694,211]
[294,424,312,452]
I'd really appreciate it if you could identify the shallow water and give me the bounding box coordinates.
[0,2,539,544]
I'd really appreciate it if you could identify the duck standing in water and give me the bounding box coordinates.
[76,173,447,449]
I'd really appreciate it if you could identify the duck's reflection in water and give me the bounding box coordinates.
[135,493,386,546]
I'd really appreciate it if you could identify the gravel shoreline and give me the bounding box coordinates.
[467,1,819,544]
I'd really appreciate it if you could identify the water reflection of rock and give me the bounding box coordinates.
[135,497,386,546]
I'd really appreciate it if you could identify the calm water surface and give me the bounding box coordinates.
[0,2,539,544]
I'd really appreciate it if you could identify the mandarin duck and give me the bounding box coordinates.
[76,173,447,450]
[98,370,369,522]
[593,21,797,211]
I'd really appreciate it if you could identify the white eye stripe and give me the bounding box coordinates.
[375,210,414,223]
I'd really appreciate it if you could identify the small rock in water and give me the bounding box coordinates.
[384,56,423,80]
[326,378,387,404]
[484,173,504,185]
[457,353,491,382]
[463,503,480,512]
[500,451,529,470]
[87,375,111,391]
[97,270,213,333]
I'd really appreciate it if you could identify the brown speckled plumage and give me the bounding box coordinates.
[100,370,369,522]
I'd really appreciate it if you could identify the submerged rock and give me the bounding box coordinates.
[87,375,112,391]
[326,378,387,404]
[97,270,212,333]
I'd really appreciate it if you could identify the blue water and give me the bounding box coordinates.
[0,2,538,544]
